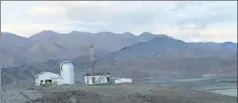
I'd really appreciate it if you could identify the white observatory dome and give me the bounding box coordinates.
[61,62,74,70]
[60,61,75,84]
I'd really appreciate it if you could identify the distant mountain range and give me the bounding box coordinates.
[1,31,162,68]
[108,36,237,61]
[0,31,237,85]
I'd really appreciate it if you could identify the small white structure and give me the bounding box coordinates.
[34,72,64,86]
[60,61,75,84]
[111,77,132,84]
[34,61,75,86]
[84,73,110,85]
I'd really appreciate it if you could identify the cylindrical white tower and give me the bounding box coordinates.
[60,61,75,84]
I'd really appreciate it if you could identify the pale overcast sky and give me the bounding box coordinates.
[1,1,237,42]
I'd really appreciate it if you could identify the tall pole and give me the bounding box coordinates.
[90,44,95,76]
[0,33,2,103]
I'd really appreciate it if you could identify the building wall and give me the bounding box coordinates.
[84,75,110,84]
[120,78,132,83]
[113,79,121,84]
[51,78,64,85]
[111,78,132,84]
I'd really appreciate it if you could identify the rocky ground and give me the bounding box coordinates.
[1,84,237,103]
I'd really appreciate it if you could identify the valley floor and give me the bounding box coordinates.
[1,84,237,103]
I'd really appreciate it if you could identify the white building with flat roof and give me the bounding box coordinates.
[84,72,110,85]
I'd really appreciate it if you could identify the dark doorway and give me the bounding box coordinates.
[107,77,110,82]
[45,79,52,85]
[40,80,43,85]
[92,77,95,83]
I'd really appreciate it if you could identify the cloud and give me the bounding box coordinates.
[27,5,65,15]
[1,1,237,42]
[25,4,68,24]
[174,1,237,29]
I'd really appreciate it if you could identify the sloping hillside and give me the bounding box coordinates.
[108,37,237,61]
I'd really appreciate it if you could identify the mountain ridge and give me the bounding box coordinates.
[1,30,237,85]
[1,31,163,67]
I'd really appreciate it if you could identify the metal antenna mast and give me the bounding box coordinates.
[90,44,95,76]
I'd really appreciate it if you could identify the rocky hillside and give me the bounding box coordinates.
[97,37,237,80]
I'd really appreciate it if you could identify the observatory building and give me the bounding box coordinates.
[34,44,132,86]
[60,61,75,84]
[34,61,75,86]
